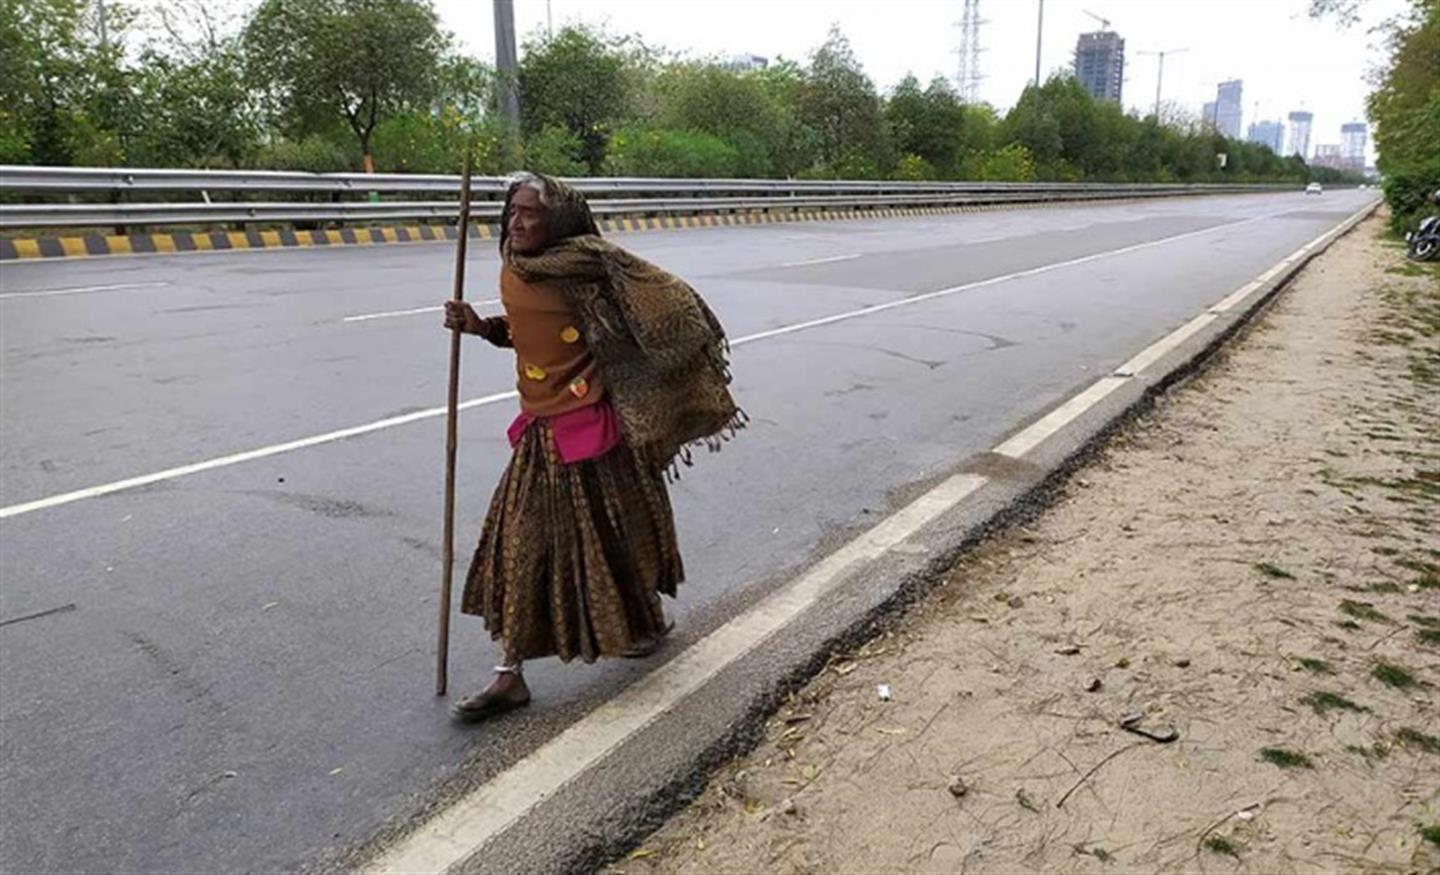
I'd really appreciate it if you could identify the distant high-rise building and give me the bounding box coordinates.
[1247,120,1286,154]
[1214,80,1243,139]
[1312,143,1345,170]
[1287,111,1314,159]
[1074,30,1125,103]
[726,53,769,71]
[1341,122,1368,172]
[1202,101,1217,127]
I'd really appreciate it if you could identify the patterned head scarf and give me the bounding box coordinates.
[499,172,600,255]
[499,174,744,471]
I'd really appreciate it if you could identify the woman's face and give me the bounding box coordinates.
[507,185,549,254]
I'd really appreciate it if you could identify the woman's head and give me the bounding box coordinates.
[500,173,599,255]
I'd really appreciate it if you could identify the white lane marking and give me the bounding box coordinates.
[733,211,1275,347]
[1114,312,1218,377]
[780,254,860,268]
[367,472,989,874]
[0,207,1327,521]
[0,391,519,520]
[342,299,500,323]
[0,282,170,300]
[992,376,1129,459]
[344,305,444,323]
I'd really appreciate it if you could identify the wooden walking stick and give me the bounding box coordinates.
[437,150,475,696]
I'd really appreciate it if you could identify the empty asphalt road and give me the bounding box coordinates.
[0,190,1375,873]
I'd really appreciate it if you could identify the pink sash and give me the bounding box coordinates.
[507,402,622,464]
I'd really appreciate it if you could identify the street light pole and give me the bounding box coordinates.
[1154,53,1165,117]
[493,0,521,133]
[493,0,522,167]
[1137,47,1188,119]
[1034,0,1044,86]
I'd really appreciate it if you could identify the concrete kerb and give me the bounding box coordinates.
[0,192,1249,262]
[355,195,1381,875]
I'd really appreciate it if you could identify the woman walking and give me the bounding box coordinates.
[442,173,742,722]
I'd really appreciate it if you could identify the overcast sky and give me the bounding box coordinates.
[435,0,1404,157]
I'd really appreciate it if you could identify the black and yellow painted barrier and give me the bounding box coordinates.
[0,200,1116,261]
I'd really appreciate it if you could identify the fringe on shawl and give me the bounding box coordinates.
[664,408,750,483]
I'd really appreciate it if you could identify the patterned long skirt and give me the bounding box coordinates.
[460,422,684,663]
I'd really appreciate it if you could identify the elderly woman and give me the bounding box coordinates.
[442,173,742,722]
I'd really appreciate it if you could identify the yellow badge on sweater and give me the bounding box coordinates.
[560,326,580,344]
[523,363,547,381]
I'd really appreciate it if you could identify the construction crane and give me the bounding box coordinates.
[1083,9,1111,31]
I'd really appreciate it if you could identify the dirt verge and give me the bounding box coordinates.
[619,215,1440,873]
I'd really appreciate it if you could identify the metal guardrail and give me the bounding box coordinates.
[0,190,1251,229]
[0,165,1285,230]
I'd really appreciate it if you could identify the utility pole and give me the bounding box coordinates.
[1137,48,1187,119]
[95,0,108,48]
[1034,0,1044,86]
[493,0,521,133]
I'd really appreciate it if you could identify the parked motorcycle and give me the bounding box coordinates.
[1406,188,1440,262]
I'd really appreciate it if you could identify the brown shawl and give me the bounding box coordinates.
[501,176,744,472]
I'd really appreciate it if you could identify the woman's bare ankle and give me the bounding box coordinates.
[485,668,529,701]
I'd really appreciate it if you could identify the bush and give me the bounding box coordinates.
[972,143,1035,182]
[1383,158,1440,234]
[250,135,354,172]
[826,150,881,180]
[603,127,739,178]
[893,153,937,181]
[372,111,468,174]
[0,125,30,164]
[524,125,587,177]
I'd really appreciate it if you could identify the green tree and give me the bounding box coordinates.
[1000,80,1063,173]
[124,1,261,167]
[434,55,493,121]
[799,27,892,175]
[654,62,786,177]
[887,75,969,177]
[243,0,448,172]
[0,0,133,165]
[753,59,823,177]
[1366,0,1440,230]
[127,49,260,167]
[517,26,634,173]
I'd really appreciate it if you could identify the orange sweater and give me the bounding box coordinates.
[500,266,604,417]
